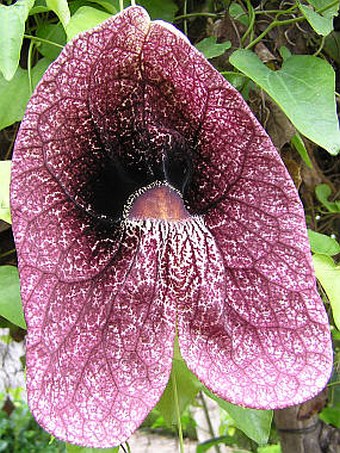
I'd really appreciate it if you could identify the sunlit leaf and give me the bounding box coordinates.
[112,0,178,21]
[324,31,340,64]
[0,58,51,130]
[156,339,202,426]
[299,0,339,37]
[0,266,26,329]
[308,230,340,256]
[229,2,249,26]
[197,436,230,453]
[299,4,332,36]
[315,184,340,212]
[313,254,340,329]
[36,23,66,61]
[46,0,71,29]
[195,37,231,59]
[66,6,112,40]
[0,160,11,224]
[290,133,312,168]
[0,0,35,80]
[320,406,340,428]
[205,389,273,445]
[230,50,340,155]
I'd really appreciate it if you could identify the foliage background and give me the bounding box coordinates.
[0,0,339,451]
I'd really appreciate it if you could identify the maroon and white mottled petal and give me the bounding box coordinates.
[10,3,333,448]
[177,85,332,408]
[21,224,176,447]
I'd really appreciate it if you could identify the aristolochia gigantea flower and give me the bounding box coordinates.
[11,5,332,448]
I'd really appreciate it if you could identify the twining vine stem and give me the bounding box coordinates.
[172,371,185,453]
[246,0,339,49]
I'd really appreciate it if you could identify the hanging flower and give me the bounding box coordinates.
[10,6,332,448]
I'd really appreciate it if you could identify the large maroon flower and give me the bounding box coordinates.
[11,6,332,448]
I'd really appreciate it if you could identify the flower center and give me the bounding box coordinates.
[127,183,190,221]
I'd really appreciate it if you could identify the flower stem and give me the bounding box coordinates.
[245,0,339,49]
[174,12,219,21]
[24,34,64,49]
[327,380,340,387]
[199,392,221,453]
[27,40,34,95]
[172,370,185,453]
[183,0,188,36]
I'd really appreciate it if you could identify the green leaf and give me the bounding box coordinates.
[313,254,340,329]
[0,160,11,224]
[290,132,312,168]
[320,406,340,428]
[112,0,178,21]
[229,50,340,155]
[315,184,340,212]
[156,340,202,427]
[299,4,332,36]
[66,444,119,453]
[46,0,71,29]
[0,0,35,81]
[258,446,281,453]
[0,58,51,130]
[36,23,66,61]
[229,2,249,26]
[66,6,112,41]
[205,389,273,445]
[195,37,231,59]
[299,0,339,37]
[137,0,178,21]
[0,266,26,329]
[197,436,231,453]
[308,229,340,256]
[324,31,340,64]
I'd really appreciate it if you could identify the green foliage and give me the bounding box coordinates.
[298,0,338,36]
[290,133,312,168]
[196,436,231,453]
[0,161,11,224]
[308,230,340,256]
[230,50,340,155]
[0,0,35,81]
[258,446,281,453]
[112,0,178,21]
[0,58,51,130]
[46,0,71,29]
[156,340,201,427]
[313,254,340,329]
[0,393,65,452]
[36,23,66,60]
[205,390,273,445]
[315,184,340,212]
[0,266,26,329]
[324,31,340,63]
[66,6,112,40]
[135,0,178,21]
[195,37,231,59]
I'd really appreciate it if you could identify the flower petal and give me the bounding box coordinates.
[10,7,177,447]
[19,222,176,447]
[174,55,333,408]
[11,3,333,447]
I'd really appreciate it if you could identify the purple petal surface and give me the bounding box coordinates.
[11,5,332,448]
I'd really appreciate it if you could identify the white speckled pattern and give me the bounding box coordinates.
[11,6,332,448]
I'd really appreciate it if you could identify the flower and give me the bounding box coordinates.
[10,6,332,448]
